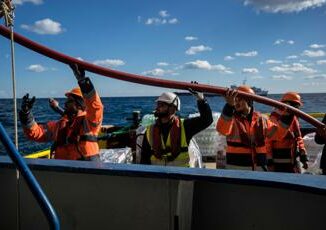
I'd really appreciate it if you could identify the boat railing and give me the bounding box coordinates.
[0,123,60,230]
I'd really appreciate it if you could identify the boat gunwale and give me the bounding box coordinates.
[0,156,325,195]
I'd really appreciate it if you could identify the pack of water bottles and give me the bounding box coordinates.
[99,147,133,163]
[189,112,226,157]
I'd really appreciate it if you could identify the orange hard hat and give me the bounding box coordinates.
[65,87,83,99]
[281,92,303,106]
[237,85,255,95]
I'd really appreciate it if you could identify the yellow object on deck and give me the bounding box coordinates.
[25,149,51,159]
[263,112,324,119]
[308,113,324,119]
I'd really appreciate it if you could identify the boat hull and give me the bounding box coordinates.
[0,156,325,230]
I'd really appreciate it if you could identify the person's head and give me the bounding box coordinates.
[235,85,255,115]
[281,92,303,109]
[64,87,85,116]
[154,92,180,121]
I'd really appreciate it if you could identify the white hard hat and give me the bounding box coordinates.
[156,92,180,111]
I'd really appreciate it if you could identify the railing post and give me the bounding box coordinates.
[0,123,60,230]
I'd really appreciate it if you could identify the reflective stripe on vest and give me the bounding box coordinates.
[146,119,189,167]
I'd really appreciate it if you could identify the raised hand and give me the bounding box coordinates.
[21,93,36,113]
[188,88,204,101]
[70,63,85,82]
[224,88,237,106]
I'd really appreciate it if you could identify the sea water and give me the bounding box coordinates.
[0,93,325,155]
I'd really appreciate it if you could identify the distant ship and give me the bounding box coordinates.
[174,91,218,97]
[230,85,268,96]
[231,79,268,96]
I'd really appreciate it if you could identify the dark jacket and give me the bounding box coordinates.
[140,99,213,164]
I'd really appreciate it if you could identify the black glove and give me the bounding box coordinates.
[21,93,35,113]
[70,63,85,82]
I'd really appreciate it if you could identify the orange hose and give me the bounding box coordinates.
[0,25,324,128]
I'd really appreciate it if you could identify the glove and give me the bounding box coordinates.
[70,63,85,82]
[49,98,65,116]
[188,88,204,101]
[21,93,35,114]
[49,98,59,108]
[299,152,308,169]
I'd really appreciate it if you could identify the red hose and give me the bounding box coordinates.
[0,25,324,128]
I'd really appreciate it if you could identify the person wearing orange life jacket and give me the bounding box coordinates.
[140,89,213,166]
[268,92,308,173]
[19,64,103,161]
[216,85,294,171]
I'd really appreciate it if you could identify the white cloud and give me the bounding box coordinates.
[304,74,326,80]
[183,60,233,74]
[310,44,326,49]
[301,49,326,57]
[142,68,176,77]
[243,0,326,13]
[265,59,282,64]
[93,59,125,67]
[142,68,166,77]
[144,11,178,25]
[235,51,258,57]
[159,10,169,17]
[185,36,198,41]
[185,45,212,55]
[274,39,284,45]
[145,18,178,25]
[286,55,298,59]
[157,62,169,66]
[168,18,178,24]
[145,18,164,25]
[274,39,295,45]
[242,68,259,74]
[224,56,234,61]
[272,75,293,80]
[13,0,43,5]
[317,60,326,65]
[270,63,317,74]
[26,64,46,72]
[21,18,64,35]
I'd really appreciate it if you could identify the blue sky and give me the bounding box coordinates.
[0,0,326,98]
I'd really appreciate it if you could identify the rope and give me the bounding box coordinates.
[1,0,18,148]
[1,3,20,229]
[0,25,324,129]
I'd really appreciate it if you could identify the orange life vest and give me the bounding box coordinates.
[269,111,305,172]
[24,91,103,160]
[217,110,279,170]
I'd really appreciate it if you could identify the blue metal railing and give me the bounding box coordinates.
[0,123,60,230]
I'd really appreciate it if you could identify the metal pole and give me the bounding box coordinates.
[0,123,60,230]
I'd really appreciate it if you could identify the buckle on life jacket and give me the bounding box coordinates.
[79,134,98,142]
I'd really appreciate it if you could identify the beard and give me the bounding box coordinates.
[154,110,169,118]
